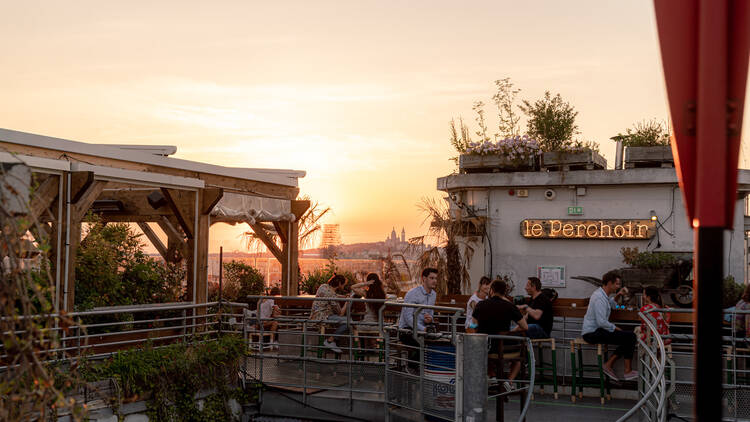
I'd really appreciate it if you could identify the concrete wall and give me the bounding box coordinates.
[446,173,748,298]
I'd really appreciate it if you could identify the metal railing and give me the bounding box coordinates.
[0,301,248,369]
[244,295,537,422]
[618,311,668,421]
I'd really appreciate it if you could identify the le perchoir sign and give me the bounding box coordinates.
[521,219,656,240]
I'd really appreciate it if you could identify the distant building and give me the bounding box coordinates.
[320,224,342,248]
[385,226,408,249]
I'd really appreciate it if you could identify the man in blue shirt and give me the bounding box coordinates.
[398,267,438,371]
[581,270,636,381]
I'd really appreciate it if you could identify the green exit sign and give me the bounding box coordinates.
[567,206,583,215]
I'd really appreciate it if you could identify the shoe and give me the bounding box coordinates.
[406,366,419,376]
[602,366,619,381]
[503,381,513,392]
[488,377,499,385]
[323,340,342,354]
[623,370,639,381]
[271,341,279,350]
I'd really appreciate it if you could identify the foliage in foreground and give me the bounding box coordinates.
[1,169,84,421]
[81,335,248,421]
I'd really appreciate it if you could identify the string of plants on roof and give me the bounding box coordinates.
[449,77,598,169]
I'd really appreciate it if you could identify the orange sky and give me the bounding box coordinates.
[2,1,749,252]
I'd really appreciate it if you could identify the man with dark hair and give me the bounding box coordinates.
[581,270,636,380]
[472,280,527,389]
[518,276,554,339]
[397,267,438,371]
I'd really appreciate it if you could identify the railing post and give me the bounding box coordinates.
[459,333,488,422]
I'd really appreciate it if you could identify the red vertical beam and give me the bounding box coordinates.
[695,0,729,227]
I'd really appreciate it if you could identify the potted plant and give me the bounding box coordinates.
[519,91,607,171]
[612,119,673,168]
[458,135,541,172]
[452,79,542,173]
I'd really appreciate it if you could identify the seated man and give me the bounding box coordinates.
[397,267,438,372]
[581,270,637,381]
[472,280,528,389]
[257,287,281,348]
[310,274,350,354]
[518,277,553,339]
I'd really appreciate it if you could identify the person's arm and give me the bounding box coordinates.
[467,317,478,333]
[593,295,617,332]
[400,290,417,330]
[512,307,528,331]
[526,306,543,320]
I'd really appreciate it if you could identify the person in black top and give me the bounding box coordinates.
[472,280,527,383]
[518,277,554,339]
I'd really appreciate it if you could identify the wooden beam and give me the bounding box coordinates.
[71,181,106,222]
[160,188,195,239]
[281,220,300,296]
[70,171,94,204]
[291,199,311,220]
[98,190,175,218]
[201,188,223,215]
[249,222,283,262]
[99,214,168,223]
[137,222,169,262]
[157,216,189,259]
[273,221,288,244]
[0,141,301,199]
[195,211,209,306]
[18,175,59,232]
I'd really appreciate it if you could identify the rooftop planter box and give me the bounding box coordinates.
[459,153,537,173]
[541,149,607,171]
[624,145,674,168]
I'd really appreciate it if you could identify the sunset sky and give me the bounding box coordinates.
[2,1,748,252]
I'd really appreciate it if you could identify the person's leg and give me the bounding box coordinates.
[610,330,636,373]
[508,361,521,381]
[526,324,548,339]
[399,332,420,370]
[584,328,621,372]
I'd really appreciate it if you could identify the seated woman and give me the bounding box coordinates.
[310,274,350,354]
[639,286,671,346]
[351,273,387,351]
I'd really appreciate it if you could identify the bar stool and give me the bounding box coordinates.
[570,338,611,404]
[530,338,558,399]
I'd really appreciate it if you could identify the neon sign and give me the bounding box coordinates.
[521,219,656,239]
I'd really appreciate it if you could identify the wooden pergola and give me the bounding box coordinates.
[0,128,307,312]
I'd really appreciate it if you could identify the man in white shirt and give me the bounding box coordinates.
[398,267,438,371]
[581,271,637,381]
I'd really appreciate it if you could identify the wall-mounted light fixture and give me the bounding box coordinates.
[650,210,658,221]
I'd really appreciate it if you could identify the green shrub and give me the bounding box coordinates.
[620,247,677,269]
[611,119,670,147]
[81,335,248,421]
[212,260,265,303]
[76,221,184,310]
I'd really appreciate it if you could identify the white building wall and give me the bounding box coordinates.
[453,181,747,298]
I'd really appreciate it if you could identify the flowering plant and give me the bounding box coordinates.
[464,135,542,164]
